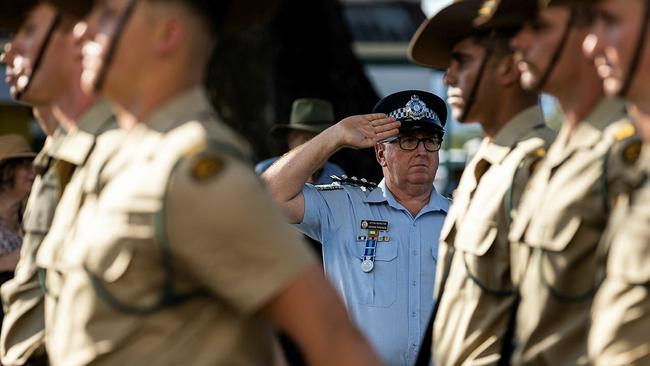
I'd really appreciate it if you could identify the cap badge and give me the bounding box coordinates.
[388,94,440,123]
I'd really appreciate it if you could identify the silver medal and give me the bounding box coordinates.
[361,259,374,273]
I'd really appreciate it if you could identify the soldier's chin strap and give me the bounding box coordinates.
[620,0,650,97]
[460,30,497,122]
[15,13,61,100]
[534,6,577,92]
[94,0,138,92]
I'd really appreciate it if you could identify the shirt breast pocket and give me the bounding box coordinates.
[81,210,167,310]
[530,215,599,301]
[454,219,512,295]
[346,231,398,308]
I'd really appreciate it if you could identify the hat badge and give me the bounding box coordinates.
[406,95,427,119]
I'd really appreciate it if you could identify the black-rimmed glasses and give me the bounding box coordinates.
[386,136,442,152]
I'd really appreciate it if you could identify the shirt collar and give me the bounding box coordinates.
[480,105,546,165]
[143,86,214,133]
[364,178,449,214]
[560,97,627,152]
[52,100,115,166]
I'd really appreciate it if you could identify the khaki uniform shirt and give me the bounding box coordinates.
[508,98,641,365]
[36,87,314,366]
[589,145,649,366]
[433,106,555,366]
[0,102,115,366]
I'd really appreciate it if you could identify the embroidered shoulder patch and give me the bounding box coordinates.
[621,140,642,165]
[191,154,224,181]
[530,147,546,158]
[614,122,636,141]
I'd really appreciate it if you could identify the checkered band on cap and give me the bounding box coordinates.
[387,95,442,124]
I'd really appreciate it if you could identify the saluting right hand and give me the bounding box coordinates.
[333,113,401,149]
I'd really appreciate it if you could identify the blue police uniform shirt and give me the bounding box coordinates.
[255,157,346,185]
[297,179,449,366]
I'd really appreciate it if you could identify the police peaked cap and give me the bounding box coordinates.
[0,0,38,31]
[409,0,486,70]
[373,90,447,134]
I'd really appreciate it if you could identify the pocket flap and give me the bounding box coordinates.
[530,215,582,252]
[454,221,499,256]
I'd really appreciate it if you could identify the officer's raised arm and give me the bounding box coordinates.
[261,113,399,223]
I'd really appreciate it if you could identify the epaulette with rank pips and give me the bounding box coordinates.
[332,175,377,190]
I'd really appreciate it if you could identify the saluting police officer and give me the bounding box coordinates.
[262,89,450,365]
[0,2,114,365]
[33,1,382,365]
[476,0,642,364]
[407,1,555,364]
[569,0,650,364]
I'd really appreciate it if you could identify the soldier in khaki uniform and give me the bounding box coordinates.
[34,1,382,365]
[477,0,642,364]
[0,2,114,365]
[570,0,650,364]
[407,1,556,365]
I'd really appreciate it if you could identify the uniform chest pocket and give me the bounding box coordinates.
[453,220,513,296]
[81,211,169,310]
[532,216,602,303]
[346,231,398,308]
[529,215,583,253]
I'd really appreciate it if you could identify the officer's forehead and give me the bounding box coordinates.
[398,131,440,139]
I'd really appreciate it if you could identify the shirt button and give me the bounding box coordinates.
[412,312,417,317]
[412,281,417,286]
[412,250,417,255]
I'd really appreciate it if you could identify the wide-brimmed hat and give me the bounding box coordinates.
[474,0,538,29]
[270,98,335,140]
[42,0,285,34]
[409,0,486,70]
[0,135,36,163]
[43,0,93,18]
[372,90,447,135]
[0,0,38,32]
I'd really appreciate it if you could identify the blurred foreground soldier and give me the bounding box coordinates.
[256,98,345,184]
[34,0,383,365]
[0,1,114,365]
[576,0,650,364]
[477,0,641,364]
[262,90,449,365]
[408,0,555,364]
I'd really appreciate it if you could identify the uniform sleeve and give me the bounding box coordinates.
[165,153,315,315]
[295,184,347,244]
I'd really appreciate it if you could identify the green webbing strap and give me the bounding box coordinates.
[90,140,249,314]
[537,247,599,303]
[599,146,612,213]
[88,157,205,315]
[497,292,521,366]
[462,252,514,297]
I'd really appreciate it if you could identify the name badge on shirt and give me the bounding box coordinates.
[358,220,389,273]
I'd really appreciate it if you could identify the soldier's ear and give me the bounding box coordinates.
[154,16,184,56]
[496,53,520,87]
[375,143,388,167]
